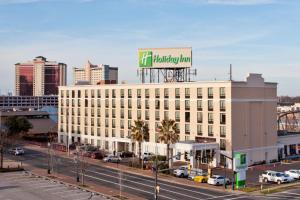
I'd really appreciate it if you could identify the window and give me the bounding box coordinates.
[220,100,226,111]
[185,112,190,122]
[120,89,124,98]
[208,100,213,111]
[128,120,132,129]
[145,110,149,120]
[220,126,226,137]
[105,99,109,108]
[197,88,202,98]
[175,88,180,98]
[185,88,190,98]
[155,100,160,109]
[105,119,109,127]
[164,111,169,120]
[185,100,190,110]
[197,124,202,136]
[121,109,124,118]
[105,129,108,137]
[145,89,149,98]
[128,110,132,119]
[128,99,132,108]
[155,111,160,121]
[175,100,180,110]
[96,128,100,137]
[185,124,190,134]
[128,89,132,98]
[78,90,81,98]
[137,89,141,98]
[120,130,124,138]
[112,129,116,137]
[220,113,226,124]
[164,88,169,98]
[137,99,141,109]
[220,87,226,98]
[91,90,95,98]
[121,99,124,108]
[175,111,180,122]
[208,87,213,98]
[155,88,160,98]
[97,89,101,98]
[105,89,109,98]
[164,100,169,110]
[97,99,101,107]
[145,100,149,109]
[72,90,75,98]
[85,90,88,98]
[197,112,203,123]
[137,110,142,119]
[105,109,109,118]
[175,123,180,133]
[208,113,214,124]
[112,109,116,118]
[112,119,116,128]
[97,109,101,117]
[220,139,226,150]
[91,99,95,107]
[112,89,116,98]
[208,125,213,136]
[197,100,202,111]
[112,99,116,108]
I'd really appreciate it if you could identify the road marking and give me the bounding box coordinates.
[205,193,241,199]
[71,171,174,200]
[280,191,300,196]
[88,167,218,198]
[86,169,207,199]
[225,196,252,200]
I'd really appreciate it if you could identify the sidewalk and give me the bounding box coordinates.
[25,144,242,194]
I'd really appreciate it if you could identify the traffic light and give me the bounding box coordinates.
[184,152,188,161]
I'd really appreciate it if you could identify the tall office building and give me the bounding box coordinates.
[15,56,67,96]
[73,61,118,85]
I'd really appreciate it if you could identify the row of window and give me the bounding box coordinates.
[61,87,226,99]
[61,109,226,125]
[60,124,227,138]
[61,99,226,112]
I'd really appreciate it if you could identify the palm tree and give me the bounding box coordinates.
[131,120,149,167]
[158,119,179,168]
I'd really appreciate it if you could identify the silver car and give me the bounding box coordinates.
[9,147,25,155]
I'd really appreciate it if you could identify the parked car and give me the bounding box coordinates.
[207,175,230,186]
[120,151,135,158]
[280,173,294,182]
[194,175,209,183]
[8,147,24,155]
[188,169,206,180]
[285,170,300,179]
[103,155,122,163]
[142,152,154,161]
[173,166,189,178]
[90,151,105,159]
[261,170,289,184]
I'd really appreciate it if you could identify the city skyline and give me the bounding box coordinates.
[0,0,299,95]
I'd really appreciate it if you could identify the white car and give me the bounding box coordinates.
[207,175,230,186]
[285,170,300,179]
[173,166,189,178]
[261,171,289,184]
[103,155,121,163]
[279,173,294,182]
[9,147,25,155]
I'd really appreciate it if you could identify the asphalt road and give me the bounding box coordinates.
[4,148,298,200]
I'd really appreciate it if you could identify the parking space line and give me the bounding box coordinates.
[205,194,240,200]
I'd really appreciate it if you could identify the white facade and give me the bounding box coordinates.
[58,73,278,168]
[73,61,118,85]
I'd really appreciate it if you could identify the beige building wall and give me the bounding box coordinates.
[58,73,278,166]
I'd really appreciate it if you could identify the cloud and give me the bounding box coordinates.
[206,0,277,5]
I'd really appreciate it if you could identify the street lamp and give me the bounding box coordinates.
[47,142,51,174]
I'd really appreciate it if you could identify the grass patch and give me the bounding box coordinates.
[112,195,128,200]
[261,185,300,195]
[239,187,260,193]
[0,167,24,173]
[79,184,89,188]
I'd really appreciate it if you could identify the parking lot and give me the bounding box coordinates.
[0,171,106,200]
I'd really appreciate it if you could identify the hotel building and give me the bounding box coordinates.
[58,73,279,168]
[73,61,118,85]
[15,56,67,96]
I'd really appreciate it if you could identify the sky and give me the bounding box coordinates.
[0,0,299,96]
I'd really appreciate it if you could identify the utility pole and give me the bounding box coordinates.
[47,142,51,174]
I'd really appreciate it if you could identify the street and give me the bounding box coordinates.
[3,147,300,200]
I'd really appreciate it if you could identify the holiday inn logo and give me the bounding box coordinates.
[139,51,153,67]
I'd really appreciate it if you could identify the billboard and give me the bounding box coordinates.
[138,47,192,68]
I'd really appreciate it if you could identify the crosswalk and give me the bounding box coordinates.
[0,172,106,200]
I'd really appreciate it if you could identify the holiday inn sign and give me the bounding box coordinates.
[138,47,192,68]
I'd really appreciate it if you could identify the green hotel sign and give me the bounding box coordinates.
[138,48,192,68]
